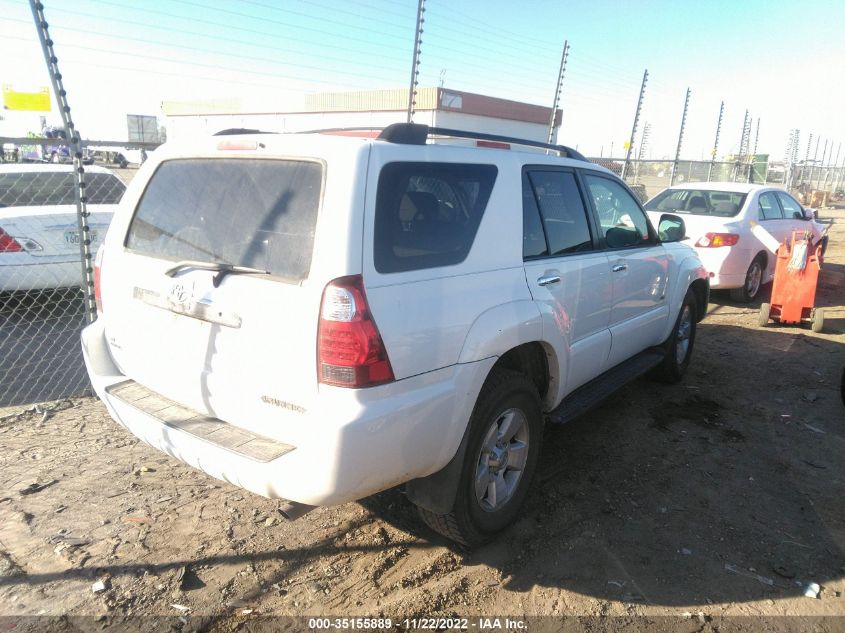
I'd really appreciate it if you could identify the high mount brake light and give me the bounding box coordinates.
[695,232,739,248]
[317,275,394,388]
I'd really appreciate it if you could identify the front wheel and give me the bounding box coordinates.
[653,289,697,383]
[730,257,764,303]
[415,368,542,547]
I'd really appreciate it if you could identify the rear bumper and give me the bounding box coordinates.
[692,246,753,289]
[81,318,492,507]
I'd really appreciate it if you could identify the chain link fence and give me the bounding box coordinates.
[1,144,132,407]
[589,157,845,203]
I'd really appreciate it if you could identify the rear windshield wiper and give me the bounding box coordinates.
[164,260,270,288]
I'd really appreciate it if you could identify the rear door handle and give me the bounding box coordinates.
[612,264,628,273]
[537,274,561,286]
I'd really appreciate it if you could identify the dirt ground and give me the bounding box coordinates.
[1,207,844,632]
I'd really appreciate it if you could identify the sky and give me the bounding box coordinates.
[0,0,843,163]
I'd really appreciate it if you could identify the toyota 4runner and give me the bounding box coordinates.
[82,123,709,546]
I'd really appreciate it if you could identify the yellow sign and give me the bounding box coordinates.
[623,141,631,149]
[2,85,51,112]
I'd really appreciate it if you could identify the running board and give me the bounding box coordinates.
[547,349,665,425]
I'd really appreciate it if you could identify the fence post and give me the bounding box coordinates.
[621,69,648,182]
[406,0,425,123]
[546,41,570,145]
[29,0,96,323]
[707,101,724,182]
[669,88,690,186]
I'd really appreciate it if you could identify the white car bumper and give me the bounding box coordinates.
[0,255,85,292]
[691,245,756,290]
[81,318,492,507]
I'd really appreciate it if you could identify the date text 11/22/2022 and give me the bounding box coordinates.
[307,617,528,630]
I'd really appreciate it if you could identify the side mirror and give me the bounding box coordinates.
[793,210,805,220]
[658,213,686,243]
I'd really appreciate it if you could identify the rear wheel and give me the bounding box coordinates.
[730,256,764,302]
[415,368,542,547]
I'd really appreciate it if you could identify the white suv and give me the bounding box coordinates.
[82,124,709,546]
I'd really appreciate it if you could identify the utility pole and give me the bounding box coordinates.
[734,110,750,182]
[809,136,821,190]
[830,142,841,191]
[747,118,760,183]
[707,101,724,182]
[621,69,648,181]
[785,129,799,189]
[635,122,650,184]
[669,88,691,186]
[406,0,425,123]
[29,0,96,322]
[818,138,829,189]
[799,133,812,189]
[546,40,570,145]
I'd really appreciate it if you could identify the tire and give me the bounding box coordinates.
[730,256,765,303]
[758,302,771,327]
[415,368,542,547]
[50,152,60,164]
[811,308,824,333]
[654,289,697,383]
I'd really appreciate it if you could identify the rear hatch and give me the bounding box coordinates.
[101,147,354,441]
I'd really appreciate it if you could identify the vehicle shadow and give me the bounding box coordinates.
[364,323,845,607]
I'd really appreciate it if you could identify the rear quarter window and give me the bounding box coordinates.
[124,159,323,282]
[374,162,497,273]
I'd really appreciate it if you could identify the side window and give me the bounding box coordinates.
[526,170,592,256]
[582,173,653,249]
[522,173,548,258]
[758,192,783,220]
[775,192,803,219]
[374,162,497,274]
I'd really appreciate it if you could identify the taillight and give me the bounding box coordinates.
[0,226,23,253]
[93,246,104,314]
[695,232,739,248]
[317,275,394,388]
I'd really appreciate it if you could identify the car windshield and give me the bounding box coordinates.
[644,189,747,217]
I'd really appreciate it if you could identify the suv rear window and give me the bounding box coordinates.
[125,159,323,281]
[0,172,125,207]
[374,162,497,273]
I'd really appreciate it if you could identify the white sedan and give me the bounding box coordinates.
[0,164,125,292]
[645,182,827,302]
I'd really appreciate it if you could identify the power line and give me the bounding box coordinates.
[167,0,409,43]
[35,2,408,66]
[0,33,383,89]
[0,16,406,78]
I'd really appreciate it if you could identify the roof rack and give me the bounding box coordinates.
[378,123,588,161]
[293,124,588,161]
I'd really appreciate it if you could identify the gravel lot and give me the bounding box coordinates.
[1,204,843,631]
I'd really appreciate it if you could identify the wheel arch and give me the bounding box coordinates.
[406,340,555,515]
